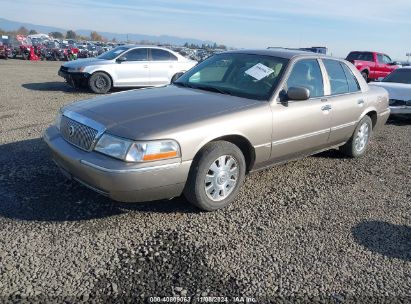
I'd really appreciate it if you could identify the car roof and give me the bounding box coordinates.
[122,44,173,49]
[223,48,329,60]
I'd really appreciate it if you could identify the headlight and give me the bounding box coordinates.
[69,67,85,72]
[94,134,180,162]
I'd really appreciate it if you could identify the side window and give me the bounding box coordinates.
[151,49,172,61]
[285,59,324,98]
[365,53,374,62]
[341,63,361,92]
[123,48,148,61]
[377,54,384,63]
[323,59,349,95]
[170,53,178,61]
[383,55,392,64]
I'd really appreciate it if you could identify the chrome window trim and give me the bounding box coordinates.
[80,160,181,173]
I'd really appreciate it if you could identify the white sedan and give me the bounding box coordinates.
[371,67,411,115]
[58,45,198,93]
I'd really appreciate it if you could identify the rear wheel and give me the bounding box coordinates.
[88,72,112,94]
[340,116,372,158]
[361,71,369,82]
[184,141,246,211]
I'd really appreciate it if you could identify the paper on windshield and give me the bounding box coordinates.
[245,63,274,81]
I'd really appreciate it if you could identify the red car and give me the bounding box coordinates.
[346,51,399,82]
[0,35,13,59]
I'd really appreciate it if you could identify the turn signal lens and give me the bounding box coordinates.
[142,151,178,161]
[125,140,180,162]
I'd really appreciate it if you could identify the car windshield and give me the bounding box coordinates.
[382,69,411,84]
[174,53,288,100]
[97,46,129,60]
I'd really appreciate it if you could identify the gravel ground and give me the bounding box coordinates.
[0,59,410,303]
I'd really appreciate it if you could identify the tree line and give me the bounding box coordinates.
[0,26,108,42]
[0,26,226,48]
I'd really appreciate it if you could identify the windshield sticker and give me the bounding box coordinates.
[245,63,274,81]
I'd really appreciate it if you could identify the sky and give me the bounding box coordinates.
[2,0,411,60]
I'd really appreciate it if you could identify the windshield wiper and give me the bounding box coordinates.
[173,82,193,88]
[192,85,233,96]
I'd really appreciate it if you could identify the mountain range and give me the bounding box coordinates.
[0,18,215,46]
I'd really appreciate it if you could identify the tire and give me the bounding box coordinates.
[184,141,246,211]
[340,115,373,158]
[88,72,112,94]
[171,72,184,83]
[361,71,369,82]
[22,52,28,60]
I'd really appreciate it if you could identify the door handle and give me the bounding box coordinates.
[357,99,365,105]
[143,65,148,68]
[321,105,332,111]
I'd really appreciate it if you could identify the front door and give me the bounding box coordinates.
[114,48,150,87]
[271,58,332,162]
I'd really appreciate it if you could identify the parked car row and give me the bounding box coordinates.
[0,34,116,61]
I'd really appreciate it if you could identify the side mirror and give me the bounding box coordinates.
[116,56,127,63]
[287,87,310,101]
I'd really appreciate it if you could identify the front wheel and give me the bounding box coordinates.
[340,116,373,158]
[184,141,246,211]
[88,72,112,94]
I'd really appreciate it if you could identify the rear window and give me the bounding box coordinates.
[346,52,374,62]
[151,49,177,61]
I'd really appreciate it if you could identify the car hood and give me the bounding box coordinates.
[62,58,110,68]
[370,82,411,101]
[65,86,261,140]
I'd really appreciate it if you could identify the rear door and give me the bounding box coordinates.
[114,48,150,87]
[149,48,178,86]
[321,59,364,145]
[271,58,332,162]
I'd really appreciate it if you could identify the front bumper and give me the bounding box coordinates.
[43,126,191,202]
[58,68,90,86]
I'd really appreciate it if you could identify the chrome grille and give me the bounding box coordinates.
[60,116,98,151]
